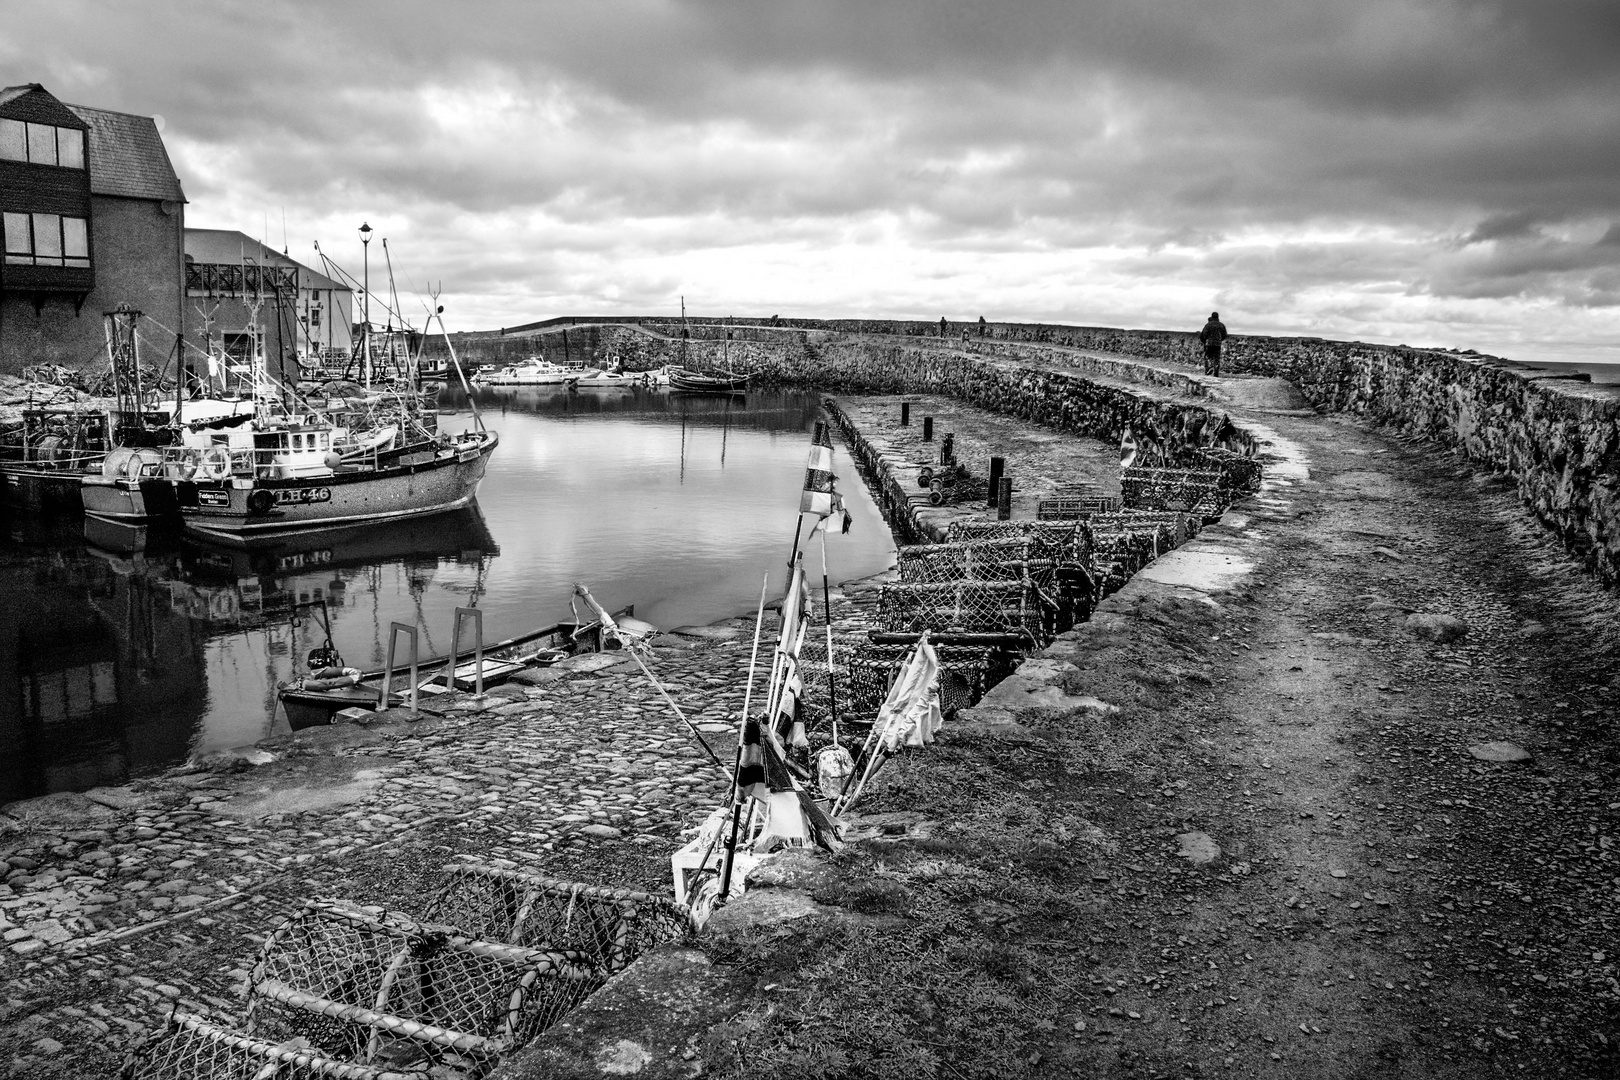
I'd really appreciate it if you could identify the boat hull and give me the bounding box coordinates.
[1,464,93,514]
[82,476,179,522]
[176,432,498,543]
[667,368,751,393]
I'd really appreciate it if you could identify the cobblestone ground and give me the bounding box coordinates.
[0,596,878,1079]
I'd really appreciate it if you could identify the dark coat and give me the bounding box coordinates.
[1199,319,1228,349]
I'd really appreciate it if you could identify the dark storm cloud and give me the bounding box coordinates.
[4,0,1618,354]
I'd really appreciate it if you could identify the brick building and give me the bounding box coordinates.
[0,83,186,374]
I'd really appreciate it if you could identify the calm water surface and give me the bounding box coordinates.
[0,388,897,804]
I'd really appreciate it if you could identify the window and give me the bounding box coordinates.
[0,119,23,162]
[310,305,321,328]
[2,212,28,264]
[56,127,83,168]
[2,212,91,267]
[27,123,56,164]
[0,119,85,168]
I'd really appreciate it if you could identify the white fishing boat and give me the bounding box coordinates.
[571,368,639,388]
[474,358,582,385]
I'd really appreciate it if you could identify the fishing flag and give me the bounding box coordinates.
[800,421,841,518]
[1120,426,1138,469]
[735,718,771,804]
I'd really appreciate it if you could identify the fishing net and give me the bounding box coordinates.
[120,1009,427,1080]
[426,862,694,975]
[1119,466,1228,517]
[246,900,598,1075]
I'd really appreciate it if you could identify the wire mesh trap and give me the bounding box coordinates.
[245,899,599,1075]
[876,579,1046,639]
[1119,466,1228,517]
[844,641,1018,717]
[425,862,695,974]
[120,1009,429,1080]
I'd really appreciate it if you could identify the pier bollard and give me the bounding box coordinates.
[997,477,1013,521]
[987,456,1004,507]
[900,402,911,427]
[940,433,954,465]
[922,416,934,442]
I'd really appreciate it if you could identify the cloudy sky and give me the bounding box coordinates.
[7,1,1618,362]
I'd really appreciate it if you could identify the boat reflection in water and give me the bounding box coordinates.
[0,508,499,806]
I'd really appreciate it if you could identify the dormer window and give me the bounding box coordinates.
[0,118,85,168]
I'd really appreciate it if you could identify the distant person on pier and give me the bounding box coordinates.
[940,316,948,337]
[978,315,987,337]
[1198,311,1228,377]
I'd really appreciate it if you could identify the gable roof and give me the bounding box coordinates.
[0,83,89,128]
[185,229,347,292]
[64,103,185,202]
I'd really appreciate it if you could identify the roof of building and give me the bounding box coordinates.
[184,229,348,292]
[63,103,185,203]
[0,83,89,128]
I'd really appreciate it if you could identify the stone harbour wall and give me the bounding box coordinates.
[616,317,1620,589]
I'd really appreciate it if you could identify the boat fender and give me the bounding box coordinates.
[246,489,275,515]
[198,446,231,480]
[299,667,361,692]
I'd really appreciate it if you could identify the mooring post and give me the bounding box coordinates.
[922,416,934,442]
[997,476,1013,520]
[987,456,1005,507]
[900,401,910,426]
[940,433,954,465]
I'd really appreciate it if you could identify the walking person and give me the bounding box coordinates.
[1198,311,1228,377]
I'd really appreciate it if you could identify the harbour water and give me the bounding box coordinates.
[0,387,898,805]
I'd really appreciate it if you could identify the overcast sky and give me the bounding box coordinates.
[7,1,1618,362]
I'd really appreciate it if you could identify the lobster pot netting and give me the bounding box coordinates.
[1119,467,1228,516]
[843,642,1016,717]
[897,539,1063,585]
[944,520,1093,565]
[426,863,695,974]
[121,1010,428,1080]
[247,901,598,1070]
[1037,495,1120,519]
[877,580,1046,639]
[1180,446,1263,493]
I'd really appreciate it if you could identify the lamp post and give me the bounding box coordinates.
[359,222,372,387]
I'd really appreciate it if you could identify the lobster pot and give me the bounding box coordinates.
[247,901,598,1075]
[877,580,1046,639]
[1036,494,1120,519]
[897,539,1056,583]
[1090,511,1200,551]
[1120,466,1228,517]
[944,520,1094,568]
[843,642,1014,717]
[121,1010,427,1080]
[1180,447,1263,493]
[425,863,694,975]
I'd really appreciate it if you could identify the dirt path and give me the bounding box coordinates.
[705,401,1619,1079]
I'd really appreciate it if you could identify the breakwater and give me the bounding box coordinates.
[450,315,1619,589]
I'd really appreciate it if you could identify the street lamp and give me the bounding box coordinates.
[359,222,372,386]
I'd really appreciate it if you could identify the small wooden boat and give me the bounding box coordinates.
[668,367,752,393]
[277,605,636,730]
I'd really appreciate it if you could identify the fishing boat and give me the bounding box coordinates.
[277,601,641,729]
[668,367,751,393]
[2,405,119,514]
[571,367,639,389]
[172,425,497,543]
[473,358,583,385]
